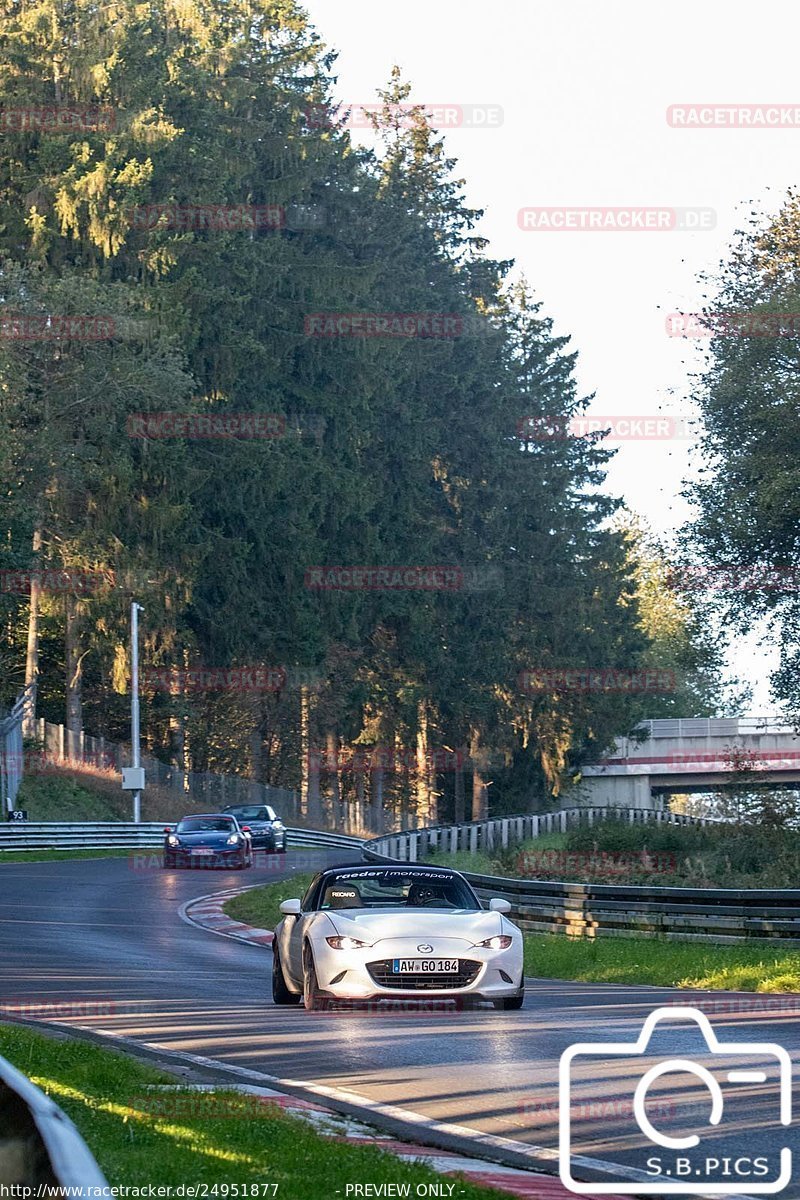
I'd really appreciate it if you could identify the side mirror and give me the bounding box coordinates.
[163,826,172,834]
[241,826,251,833]
[279,898,302,916]
[489,898,511,913]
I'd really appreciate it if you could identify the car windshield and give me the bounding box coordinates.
[225,806,268,820]
[318,869,479,911]
[176,818,235,833]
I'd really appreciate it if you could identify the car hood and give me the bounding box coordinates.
[324,908,504,942]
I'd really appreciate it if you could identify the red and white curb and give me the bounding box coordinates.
[180,886,274,946]
[138,1082,626,1200]
[177,890,631,1199]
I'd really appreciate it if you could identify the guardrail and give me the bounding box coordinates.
[634,716,797,739]
[0,1050,108,1189]
[362,808,800,944]
[362,806,717,862]
[0,821,364,853]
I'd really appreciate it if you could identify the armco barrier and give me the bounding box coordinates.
[362,805,717,863]
[0,1050,108,1188]
[0,821,363,853]
[362,808,800,944]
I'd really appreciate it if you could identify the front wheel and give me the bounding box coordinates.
[493,989,525,1011]
[272,948,301,1005]
[302,944,329,1011]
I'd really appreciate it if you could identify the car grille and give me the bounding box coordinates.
[366,959,481,991]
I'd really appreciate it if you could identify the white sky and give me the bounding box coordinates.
[301,0,798,713]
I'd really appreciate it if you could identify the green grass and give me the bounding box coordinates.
[0,1025,508,1197]
[223,872,315,928]
[523,934,800,992]
[16,769,124,820]
[0,848,139,863]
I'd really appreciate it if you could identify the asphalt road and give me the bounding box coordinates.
[1,852,798,1196]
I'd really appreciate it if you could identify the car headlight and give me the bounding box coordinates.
[273,821,284,829]
[226,834,240,845]
[167,835,179,847]
[326,936,370,950]
[475,935,513,950]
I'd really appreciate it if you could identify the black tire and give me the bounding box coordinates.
[302,944,329,1011]
[494,989,525,1011]
[272,948,301,1005]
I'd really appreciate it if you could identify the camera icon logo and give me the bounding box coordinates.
[559,1006,792,1194]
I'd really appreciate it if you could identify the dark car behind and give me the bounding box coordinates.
[222,804,287,852]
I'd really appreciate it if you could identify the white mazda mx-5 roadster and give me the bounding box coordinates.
[271,864,524,1011]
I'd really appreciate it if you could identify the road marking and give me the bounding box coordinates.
[24,1020,754,1200]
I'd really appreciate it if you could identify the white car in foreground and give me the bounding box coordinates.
[272,864,524,1011]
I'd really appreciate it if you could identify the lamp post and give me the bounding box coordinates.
[131,601,144,823]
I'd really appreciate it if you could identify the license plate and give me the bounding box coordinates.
[191,849,214,855]
[392,958,459,974]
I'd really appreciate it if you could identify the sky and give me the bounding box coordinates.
[301,0,798,713]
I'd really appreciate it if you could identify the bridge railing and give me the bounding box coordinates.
[633,716,797,739]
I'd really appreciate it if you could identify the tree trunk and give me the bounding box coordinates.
[326,729,341,827]
[65,593,83,739]
[415,700,431,825]
[454,746,466,824]
[299,684,310,819]
[354,768,365,834]
[371,762,384,834]
[23,528,42,738]
[470,728,488,820]
[307,749,322,829]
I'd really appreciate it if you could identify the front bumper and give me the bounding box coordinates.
[247,826,286,849]
[310,935,523,1000]
[164,847,246,868]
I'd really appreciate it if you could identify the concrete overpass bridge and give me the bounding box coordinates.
[575,716,800,809]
